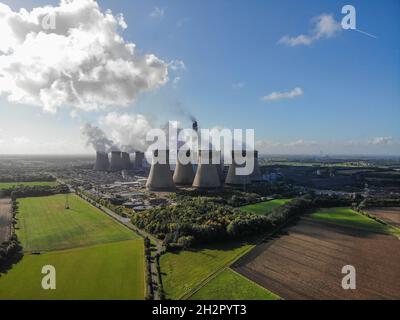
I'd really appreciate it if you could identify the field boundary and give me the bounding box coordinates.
[181,214,302,300]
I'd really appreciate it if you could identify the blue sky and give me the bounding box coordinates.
[0,0,399,155]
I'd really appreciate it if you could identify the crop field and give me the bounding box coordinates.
[0,198,12,242]
[189,269,279,300]
[240,199,292,216]
[366,207,400,227]
[0,239,145,300]
[233,208,400,299]
[17,194,137,251]
[160,241,255,299]
[310,207,399,238]
[0,181,58,190]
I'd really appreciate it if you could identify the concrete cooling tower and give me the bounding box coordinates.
[134,151,145,169]
[250,150,262,182]
[173,150,195,185]
[146,150,176,191]
[109,151,123,171]
[121,152,131,170]
[225,151,252,185]
[192,150,222,189]
[94,151,109,171]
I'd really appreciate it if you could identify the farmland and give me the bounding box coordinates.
[160,241,255,299]
[0,181,58,190]
[0,198,12,242]
[233,208,400,299]
[17,194,136,251]
[0,239,145,300]
[240,199,292,216]
[0,193,146,300]
[366,207,400,227]
[189,269,280,300]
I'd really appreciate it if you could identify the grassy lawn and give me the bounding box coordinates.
[160,241,255,299]
[189,268,280,300]
[240,199,292,216]
[309,207,395,235]
[0,240,145,300]
[17,194,137,251]
[0,181,58,190]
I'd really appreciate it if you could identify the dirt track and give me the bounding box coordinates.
[0,198,12,242]
[233,218,400,300]
[366,207,400,227]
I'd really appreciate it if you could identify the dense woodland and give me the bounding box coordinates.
[131,196,313,250]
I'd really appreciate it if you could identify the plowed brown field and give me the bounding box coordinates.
[233,218,400,300]
[0,198,12,242]
[366,207,400,227]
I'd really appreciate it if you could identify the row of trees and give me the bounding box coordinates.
[0,200,22,270]
[1,185,69,198]
[0,174,55,183]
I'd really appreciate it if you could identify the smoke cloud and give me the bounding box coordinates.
[99,112,154,152]
[0,0,169,113]
[81,123,115,152]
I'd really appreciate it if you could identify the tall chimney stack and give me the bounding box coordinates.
[94,151,109,171]
[225,151,252,186]
[109,151,123,171]
[173,150,195,185]
[146,150,176,191]
[192,150,222,189]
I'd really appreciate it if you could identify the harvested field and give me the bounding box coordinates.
[366,207,400,227]
[0,198,12,242]
[233,217,400,300]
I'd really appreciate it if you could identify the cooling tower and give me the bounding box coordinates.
[109,151,123,171]
[134,151,144,169]
[146,150,176,191]
[121,152,131,170]
[94,151,109,171]
[192,150,222,189]
[225,151,252,185]
[173,150,195,185]
[250,150,262,182]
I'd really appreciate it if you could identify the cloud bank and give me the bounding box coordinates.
[279,14,341,46]
[0,0,169,113]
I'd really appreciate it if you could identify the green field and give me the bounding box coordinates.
[240,199,291,216]
[160,241,255,299]
[0,181,58,190]
[17,194,137,251]
[189,269,279,300]
[0,240,145,300]
[309,207,394,234]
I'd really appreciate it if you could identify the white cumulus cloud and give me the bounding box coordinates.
[279,14,341,46]
[0,0,169,113]
[261,87,303,102]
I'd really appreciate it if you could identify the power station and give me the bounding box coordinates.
[192,150,222,189]
[94,151,110,171]
[173,150,195,185]
[146,149,176,191]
